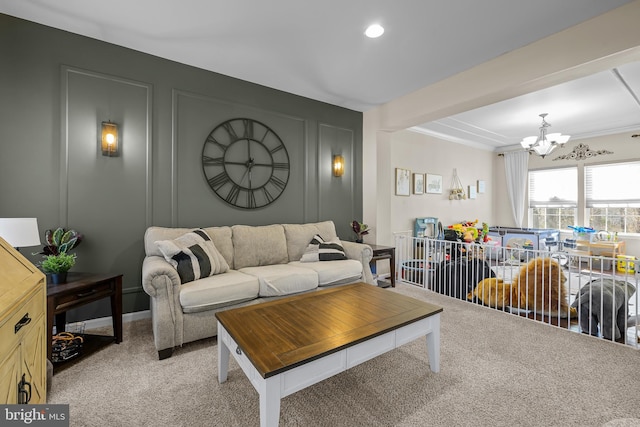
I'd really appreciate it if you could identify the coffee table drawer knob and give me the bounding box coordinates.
[236,346,242,355]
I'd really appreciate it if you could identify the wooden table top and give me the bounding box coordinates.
[215,283,442,378]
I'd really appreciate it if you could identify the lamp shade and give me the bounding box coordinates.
[101,121,119,156]
[333,155,345,177]
[0,218,41,247]
[520,113,570,158]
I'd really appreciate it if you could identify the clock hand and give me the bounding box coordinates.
[237,158,255,186]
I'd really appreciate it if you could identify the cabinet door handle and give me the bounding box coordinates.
[18,374,32,404]
[14,313,31,334]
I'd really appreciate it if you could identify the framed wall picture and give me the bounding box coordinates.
[413,173,424,194]
[469,185,477,199]
[425,173,443,194]
[395,168,411,196]
[477,180,486,193]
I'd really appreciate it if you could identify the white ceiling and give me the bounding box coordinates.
[413,62,640,150]
[2,0,639,150]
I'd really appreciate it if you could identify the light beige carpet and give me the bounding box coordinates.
[48,283,640,427]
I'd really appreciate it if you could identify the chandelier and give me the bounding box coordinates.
[520,113,570,158]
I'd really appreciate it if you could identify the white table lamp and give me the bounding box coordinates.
[0,218,41,249]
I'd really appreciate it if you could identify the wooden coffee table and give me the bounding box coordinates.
[216,283,442,426]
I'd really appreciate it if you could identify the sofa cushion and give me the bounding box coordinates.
[155,229,229,284]
[179,270,259,313]
[202,226,234,268]
[145,226,233,266]
[283,221,338,262]
[290,259,362,286]
[238,264,318,297]
[232,224,289,269]
[300,235,347,262]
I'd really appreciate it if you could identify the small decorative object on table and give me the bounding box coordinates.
[351,220,370,243]
[35,227,83,284]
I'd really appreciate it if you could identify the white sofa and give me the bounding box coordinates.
[142,221,374,359]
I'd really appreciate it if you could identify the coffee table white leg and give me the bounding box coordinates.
[218,322,230,383]
[258,376,281,427]
[425,314,441,373]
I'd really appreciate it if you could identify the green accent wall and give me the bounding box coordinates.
[0,14,363,319]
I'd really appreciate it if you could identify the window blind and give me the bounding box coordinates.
[528,167,577,207]
[585,161,640,207]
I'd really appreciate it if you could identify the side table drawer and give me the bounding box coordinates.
[52,282,114,312]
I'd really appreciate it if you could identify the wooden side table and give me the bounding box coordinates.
[369,244,396,287]
[46,272,123,371]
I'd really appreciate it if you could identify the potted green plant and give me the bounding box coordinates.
[35,227,83,284]
[351,220,370,243]
[40,252,76,284]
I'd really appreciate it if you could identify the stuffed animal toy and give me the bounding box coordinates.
[467,277,523,309]
[468,258,576,317]
[511,257,576,318]
[570,279,636,341]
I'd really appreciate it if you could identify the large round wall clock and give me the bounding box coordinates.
[201,118,290,209]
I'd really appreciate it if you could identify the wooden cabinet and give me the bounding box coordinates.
[0,236,47,404]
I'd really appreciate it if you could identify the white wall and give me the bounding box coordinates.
[387,130,494,240]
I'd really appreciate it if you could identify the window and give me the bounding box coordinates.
[528,168,577,229]
[586,162,640,233]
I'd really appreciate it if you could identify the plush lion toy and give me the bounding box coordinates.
[467,277,521,309]
[468,258,577,318]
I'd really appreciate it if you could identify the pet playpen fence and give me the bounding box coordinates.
[394,232,640,349]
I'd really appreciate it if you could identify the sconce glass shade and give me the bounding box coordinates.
[333,155,345,177]
[101,121,119,156]
[0,218,41,248]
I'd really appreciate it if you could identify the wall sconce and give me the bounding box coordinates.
[101,121,119,157]
[333,155,345,177]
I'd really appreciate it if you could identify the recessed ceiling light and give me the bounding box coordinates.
[365,24,384,38]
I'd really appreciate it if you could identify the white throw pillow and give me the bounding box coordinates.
[300,234,347,262]
[156,229,229,284]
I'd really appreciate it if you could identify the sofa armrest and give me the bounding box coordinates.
[142,256,184,355]
[142,256,181,297]
[341,241,375,285]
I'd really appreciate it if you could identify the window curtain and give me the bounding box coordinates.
[504,151,529,227]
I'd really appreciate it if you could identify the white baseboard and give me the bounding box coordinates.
[56,310,151,334]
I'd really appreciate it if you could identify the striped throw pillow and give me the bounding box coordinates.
[155,229,229,284]
[300,234,347,262]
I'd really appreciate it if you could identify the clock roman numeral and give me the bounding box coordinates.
[269,176,287,191]
[208,172,230,189]
[225,184,241,205]
[273,162,289,170]
[202,156,224,165]
[206,135,228,151]
[247,190,257,209]
[262,187,274,204]
[222,122,238,141]
[270,145,284,154]
[242,119,254,139]
[259,128,270,143]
